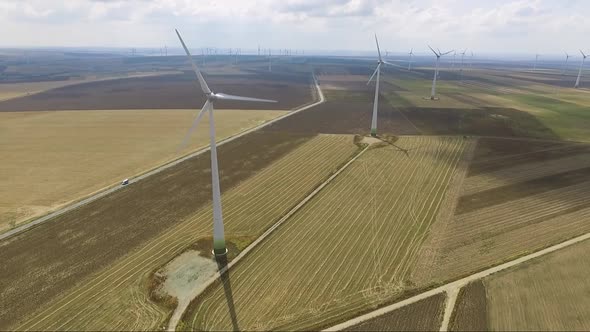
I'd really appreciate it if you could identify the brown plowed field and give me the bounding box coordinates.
[413,138,590,285]
[264,97,420,135]
[0,130,315,329]
[449,281,488,331]
[0,71,312,111]
[345,293,446,331]
[399,107,558,139]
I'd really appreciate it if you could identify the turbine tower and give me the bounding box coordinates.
[367,34,397,137]
[459,49,467,81]
[534,54,540,71]
[175,29,277,256]
[562,52,572,76]
[428,45,454,100]
[408,48,414,71]
[575,50,587,89]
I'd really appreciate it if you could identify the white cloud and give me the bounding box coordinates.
[0,0,588,54]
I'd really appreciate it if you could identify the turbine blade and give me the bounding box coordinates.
[175,29,211,95]
[375,34,382,61]
[367,65,380,85]
[441,49,454,56]
[427,45,438,56]
[383,60,399,67]
[178,100,210,151]
[214,93,277,103]
[581,50,587,58]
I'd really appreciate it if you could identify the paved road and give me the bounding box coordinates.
[0,75,325,242]
[324,231,590,331]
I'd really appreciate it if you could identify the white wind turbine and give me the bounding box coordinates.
[575,50,587,89]
[408,48,414,71]
[562,52,572,76]
[268,49,272,72]
[459,49,467,81]
[367,34,397,136]
[428,45,454,100]
[175,29,277,256]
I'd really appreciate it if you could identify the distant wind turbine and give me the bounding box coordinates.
[459,49,467,81]
[534,54,540,71]
[408,48,414,71]
[175,29,277,256]
[428,45,454,100]
[367,34,397,136]
[562,52,572,76]
[575,50,587,89]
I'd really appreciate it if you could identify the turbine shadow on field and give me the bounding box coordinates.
[216,255,240,331]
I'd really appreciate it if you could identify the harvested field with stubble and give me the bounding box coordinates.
[414,137,590,286]
[449,281,488,331]
[0,109,286,231]
[0,133,359,330]
[0,71,313,111]
[345,293,446,331]
[485,239,590,331]
[181,136,472,331]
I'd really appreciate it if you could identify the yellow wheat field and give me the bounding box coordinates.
[183,136,471,331]
[0,109,285,232]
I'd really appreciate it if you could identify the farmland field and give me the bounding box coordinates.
[2,134,359,330]
[181,136,473,331]
[345,293,446,331]
[0,109,286,231]
[448,281,488,331]
[0,71,179,101]
[413,137,590,285]
[485,239,590,331]
[0,71,313,111]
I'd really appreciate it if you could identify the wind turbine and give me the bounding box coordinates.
[562,52,572,76]
[175,29,277,256]
[451,51,457,69]
[268,49,272,72]
[408,48,414,71]
[534,54,540,71]
[428,45,454,100]
[575,50,587,89]
[367,34,397,137]
[459,49,467,81]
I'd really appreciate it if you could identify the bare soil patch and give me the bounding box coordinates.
[264,97,420,135]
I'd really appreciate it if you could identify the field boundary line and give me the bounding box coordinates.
[324,230,590,331]
[168,144,370,331]
[0,74,325,242]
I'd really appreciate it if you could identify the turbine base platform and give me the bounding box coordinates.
[212,248,228,256]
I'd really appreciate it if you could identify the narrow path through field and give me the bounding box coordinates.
[0,75,325,242]
[167,143,371,331]
[325,230,590,331]
[439,289,459,331]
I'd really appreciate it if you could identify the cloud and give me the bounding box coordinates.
[0,0,588,53]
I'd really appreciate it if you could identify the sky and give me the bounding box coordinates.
[0,0,588,55]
